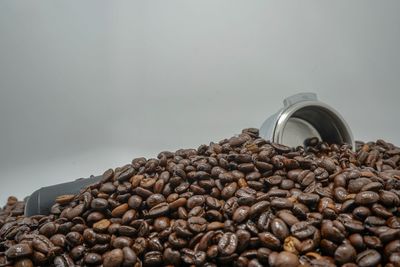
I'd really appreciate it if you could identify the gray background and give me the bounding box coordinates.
[0,1,399,204]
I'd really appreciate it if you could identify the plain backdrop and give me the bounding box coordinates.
[0,1,399,204]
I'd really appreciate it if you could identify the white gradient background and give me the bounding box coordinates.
[0,1,399,204]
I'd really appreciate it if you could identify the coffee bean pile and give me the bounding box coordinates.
[1,128,400,267]
[0,197,25,224]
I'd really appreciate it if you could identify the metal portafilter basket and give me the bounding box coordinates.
[24,92,354,216]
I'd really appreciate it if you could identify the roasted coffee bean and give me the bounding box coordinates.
[39,222,57,237]
[355,191,380,205]
[271,198,293,210]
[122,247,137,266]
[111,203,129,217]
[103,248,124,267]
[147,202,168,218]
[379,190,400,207]
[144,251,163,266]
[334,243,356,265]
[188,216,207,233]
[271,218,289,241]
[258,232,281,250]
[249,201,270,217]
[233,206,250,223]
[84,253,102,265]
[56,195,75,205]
[274,251,300,267]
[291,221,316,240]
[218,232,238,255]
[53,254,75,267]
[91,198,109,210]
[356,249,381,267]
[5,244,33,258]
[70,245,85,260]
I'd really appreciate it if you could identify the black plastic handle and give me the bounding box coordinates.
[24,175,102,216]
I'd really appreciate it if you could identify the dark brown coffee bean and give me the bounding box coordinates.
[64,203,85,220]
[297,170,315,187]
[349,233,365,251]
[233,206,250,223]
[181,248,206,266]
[70,245,85,260]
[93,219,111,233]
[334,243,356,265]
[153,216,170,232]
[56,194,75,205]
[274,251,299,267]
[122,247,137,266]
[187,195,205,209]
[117,167,135,182]
[271,198,293,210]
[100,182,116,193]
[271,218,289,241]
[221,182,238,199]
[146,194,166,208]
[218,232,238,255]
[379,190,400,207]
[258,232,281,250]
[103,248,124,267]
[162,247,181,265]
[355,191,379,205]
[144,251,163,267]
[39,222,57,237]
[188,216,207,233]
[53,254,75,267]
[5,244,33,259]
[111,203,129,217]
[91,198,109,210]
[84,253,102,265]
[297,193,320,207]
[66,232,83,247]
[148,202,169,218]
[356,249,381,267]
[249,201,270,217]
[277,210,299,226]
[384,239,400,257]
[291,222,316,240]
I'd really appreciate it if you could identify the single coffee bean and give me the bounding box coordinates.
[91,198,109,210]
[56,195,75,205]
[122,247,137,266]
[5,244,33,259]
[218,232,238,255]
[233,206,250,223]
[271,218,289,241]
[147,202,169,218]
[258,232,281,250]
[291,221,316,240]
[354,191,379,205]
[356,249,381,267]
[271,198,293,210]
[111,203,129,217]
[334,243,356,265]
[103,248,124,267]
[274,251,300,267]
[84,253,102,265]
[188,216,207,233]
[143,251,163,267]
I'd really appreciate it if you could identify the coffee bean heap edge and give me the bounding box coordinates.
[1,129,400,267]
